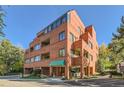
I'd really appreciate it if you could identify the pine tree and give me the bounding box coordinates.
[0,6,5,41]
[109,16,124,66]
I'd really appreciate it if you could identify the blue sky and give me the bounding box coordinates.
[2,6,124,49]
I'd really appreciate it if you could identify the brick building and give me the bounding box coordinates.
[24,10,99,79]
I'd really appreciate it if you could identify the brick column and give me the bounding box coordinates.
[49,67,52,76]
[80,48,84,79]
[87,66,90,77]
[65,65,70,79]
[80,62,84,79]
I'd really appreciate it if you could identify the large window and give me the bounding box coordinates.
[59,31,65,41]
[59,48,65,57]
[34,44,40,50]
[34,56,41,62]
[70,33,76,43]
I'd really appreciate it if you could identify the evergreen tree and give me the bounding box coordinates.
[0,6,5,41]
[109,16,124,67]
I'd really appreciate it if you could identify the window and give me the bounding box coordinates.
[52,22,57,30]
[44,28,47,34]
[47,26,51,32]
[61,15,67,24]
[34,56,41,62]
[77,27,81,33]
[25,59,30,63]
[34,44,40,50]
[84,50,89,59]
[30,47,34,52]
[56,19,61,27]
[89,54,93,61]
[59,31,65,41]
[30,57,34,63]
[88,41,93,49]
[70,50,74,57]
[77,27,83,35]
[67,13,70,22]
[70,49,80,57]
[59,48,65,57]
[70,33,76,43]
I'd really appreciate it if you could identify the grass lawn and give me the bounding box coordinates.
[22,75,41,79]
[111,75,124,79]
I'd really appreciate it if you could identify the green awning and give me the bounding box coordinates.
[49,60,65,66]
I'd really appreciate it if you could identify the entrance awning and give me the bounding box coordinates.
[49,60,65,66]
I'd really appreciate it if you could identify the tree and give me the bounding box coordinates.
[109,16,124,68]
[0,6,5,39]
[97,43,111,74]
[0,39,24,75]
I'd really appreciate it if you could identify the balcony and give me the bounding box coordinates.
[71,57,90,67]
[41,52,50,60]
[71,57,81,66]
[41,38,50,47]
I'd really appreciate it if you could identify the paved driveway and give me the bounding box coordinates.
[64,78,124,87]
[0,79,71,87]
[0,75,70,87]
[0,75,124,87]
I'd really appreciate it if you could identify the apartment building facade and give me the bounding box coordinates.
[24,10,99,79]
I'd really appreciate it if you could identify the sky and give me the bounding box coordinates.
[2,5,124,49]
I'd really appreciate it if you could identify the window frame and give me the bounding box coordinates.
[69,32,76,43]
[59,31,65,41]
[59,48,65,57]
[34,55,41,62]
[34,44,40,50]
[61,15,67,24]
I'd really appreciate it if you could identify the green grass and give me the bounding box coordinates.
[22,75,41,79]
[111,75,124,79]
